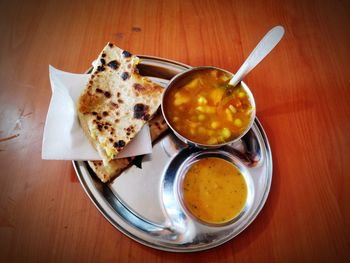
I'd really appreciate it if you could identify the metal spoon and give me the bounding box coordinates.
[229,26,285,87]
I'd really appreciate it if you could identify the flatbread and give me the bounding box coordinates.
[88,112,168,182]
[78,43,164,164]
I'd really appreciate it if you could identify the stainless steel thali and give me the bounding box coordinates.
[73,56,273,252]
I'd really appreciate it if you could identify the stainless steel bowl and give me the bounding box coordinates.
[175,150,255,227]
[161,66,256,148]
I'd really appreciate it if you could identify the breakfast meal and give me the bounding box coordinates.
[88,111,168,182]
[163,68,254,145]
[77,43,164,165]
[181,157,247,224]
[76,45,253,229]
[41,25,276,248]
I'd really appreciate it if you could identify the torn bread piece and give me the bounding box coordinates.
[88,112,168,182]
[78,43,164,164]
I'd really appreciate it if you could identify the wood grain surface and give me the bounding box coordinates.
[0,0,349,262]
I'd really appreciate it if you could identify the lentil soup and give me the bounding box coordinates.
[181,157,248,224]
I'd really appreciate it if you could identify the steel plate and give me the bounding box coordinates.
[73,56,272,252]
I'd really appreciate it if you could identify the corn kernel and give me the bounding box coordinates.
[234,118,243,127]
[211,121,219,129]
[196,106,205,112]
[238,92,245,98]
[197,96,208,105]
[217,136,225,143]
[222,128,231,139]
[198,114,206,121]
[207,137,218,144]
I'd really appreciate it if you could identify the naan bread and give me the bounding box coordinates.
[78,43,164,164]
[88,112,168,182]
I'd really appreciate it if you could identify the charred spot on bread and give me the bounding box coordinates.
[96,88,103,93]
[113,140,126,148]
[110,102,119,108]
[100,58,106,65]
[107,60,120,70]
[92,112,97,115]
[121,72,130,80]
[103,111,108,116]
[108,43,114,48]
[101,53,106,58]
[104,91,111,98]
[133,103,150,120]
[97,65,105,72]
[125,125,135,133]
[117,99,124,104]
[122,50,132,57]
[97,116,102,120]
[133,83,144,92]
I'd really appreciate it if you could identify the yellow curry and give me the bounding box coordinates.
[182,158,247,224]
[164,69,254,145]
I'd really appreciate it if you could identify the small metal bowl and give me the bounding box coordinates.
[175,150,255,227]
[161,66,256,149]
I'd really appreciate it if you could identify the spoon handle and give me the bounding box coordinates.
[229,26,285,87]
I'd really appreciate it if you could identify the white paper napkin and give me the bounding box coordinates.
[42,66,152,160]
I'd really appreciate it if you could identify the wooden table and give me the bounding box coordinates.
[1,0,349,262]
